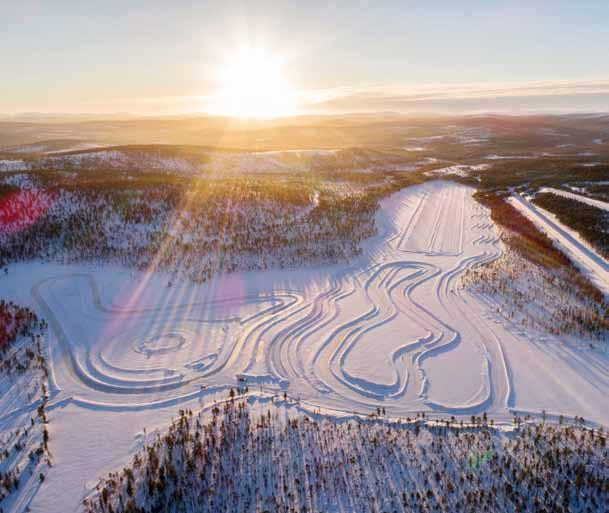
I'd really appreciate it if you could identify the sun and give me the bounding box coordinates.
[211,48,296,118]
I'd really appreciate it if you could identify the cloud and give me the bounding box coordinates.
[300,79,609,115]
[14,79,609,117]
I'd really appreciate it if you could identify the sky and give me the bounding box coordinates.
[2,0,609,116]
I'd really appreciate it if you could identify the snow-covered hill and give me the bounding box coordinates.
[85,398,608,513]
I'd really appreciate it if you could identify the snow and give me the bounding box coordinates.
[1,185,355,282]
[45,143,104,154]
[252,149,337,157]
[454,136,489,145]
[201,149,342,174]
[407,135,448,142]
[1,147,406,176]
[509,193,609,296]
[425,163,490,178]
[1,151,201,174]
[46,150,200,172]
[539,186,609,212]
[87,399,608,513]
[1,181,608,512]
[484,154,531,160]
[1,173,38,189]
[0,160,30,172]
[405,130,490,147]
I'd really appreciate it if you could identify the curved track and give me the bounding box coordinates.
[33,181,515,417]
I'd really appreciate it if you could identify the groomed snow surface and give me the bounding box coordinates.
[509,192,609,296]
[1,181,608,512]
[539,186,609,213]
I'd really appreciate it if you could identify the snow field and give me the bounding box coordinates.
[1,180,608,512]
[24,182,506,417]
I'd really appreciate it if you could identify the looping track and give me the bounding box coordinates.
[34,181,516,417]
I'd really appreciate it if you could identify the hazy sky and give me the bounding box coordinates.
[3,0,609,115]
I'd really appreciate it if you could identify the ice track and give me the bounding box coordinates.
[26,181,531,419]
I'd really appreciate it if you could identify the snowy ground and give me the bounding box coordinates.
[0,147,415,175]
[1,180,608,512]
[425,163,490,178]
[88,399,608,513]
[509,192,609,296]
[539,186,609,212]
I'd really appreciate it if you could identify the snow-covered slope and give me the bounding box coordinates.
[87,399,609,513]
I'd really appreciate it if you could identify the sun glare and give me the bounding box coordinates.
[212,48,296,118]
